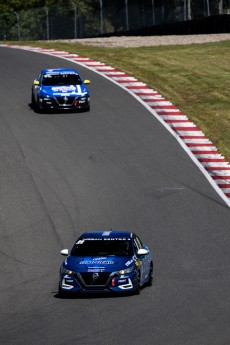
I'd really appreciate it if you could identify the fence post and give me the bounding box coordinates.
[184,0,187,21]
[99,0,103,34]
[44,7,49,40]
[152,0,155,25]
[219,0,223,14]
[206,0,210,16]
[14,12,21,40]
[161,0,165,23]
[72,2,77,38]
[125,0,129,31]
[187,0,191,20]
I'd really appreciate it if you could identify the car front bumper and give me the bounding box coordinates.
[38,95,90,110]
[59,271,138,294]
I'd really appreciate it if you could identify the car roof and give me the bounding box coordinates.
[42,68,79,75]
[79,231,133,239]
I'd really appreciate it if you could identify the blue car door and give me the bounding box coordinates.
[135,236,150,283]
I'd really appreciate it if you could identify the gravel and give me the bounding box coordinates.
[64,34,230,48]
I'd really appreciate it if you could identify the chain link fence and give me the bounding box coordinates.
[1,0,230,41]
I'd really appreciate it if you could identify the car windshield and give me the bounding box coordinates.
[42,73,82,86]
[71,239,133,257]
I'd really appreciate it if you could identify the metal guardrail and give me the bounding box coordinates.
[0,0,230,41]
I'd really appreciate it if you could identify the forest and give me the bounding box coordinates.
[0,0,229,40]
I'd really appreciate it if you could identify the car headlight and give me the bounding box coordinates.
[61,267,76,275]
[112,266,135,276]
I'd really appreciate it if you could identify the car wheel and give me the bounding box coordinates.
[134,272,141,295]
[58,284,67,298]
[83,105,90,112]
[147,263,153,287]
[31,92,36,107]
[36,98,43,113]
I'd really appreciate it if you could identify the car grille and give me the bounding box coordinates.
[54,96,75,106]
[77,272,112,287]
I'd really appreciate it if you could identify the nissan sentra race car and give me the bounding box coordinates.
[59,230,153,296]
[31,68,90,112]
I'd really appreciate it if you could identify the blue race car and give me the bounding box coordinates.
[59,230,153,296]
[31,68,90,112]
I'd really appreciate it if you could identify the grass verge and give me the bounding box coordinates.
[1,40,230,161]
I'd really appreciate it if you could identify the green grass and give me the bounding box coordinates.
[2,40,230,161]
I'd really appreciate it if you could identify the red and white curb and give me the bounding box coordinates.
[1,44,230,207]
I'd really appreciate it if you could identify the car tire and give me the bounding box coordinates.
[36,98,43,113]
[134,272,141,295]
[58,284,67,298]
[83,105,90,112]
[31,92,36,107]
[147,262,153,287]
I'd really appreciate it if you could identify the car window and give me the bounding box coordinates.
[42,73,82,86]
[136,236,143,249]
[36,74,41,83]
[133,237,140,253]
[71,239,133,257]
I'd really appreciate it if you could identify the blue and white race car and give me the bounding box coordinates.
[31,68,90,112]
[59,230,153,296]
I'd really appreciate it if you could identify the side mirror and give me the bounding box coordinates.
[33,80,40,85]
[84,79,90,85]
[61,249,69,256]
[137,248,149,255]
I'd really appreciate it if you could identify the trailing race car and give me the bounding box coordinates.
[31,68,90,112]
[59,230,153,296]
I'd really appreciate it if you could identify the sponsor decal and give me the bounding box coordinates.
[46,70,78,75]
[125,259,134,267]
[104,238,128,241]
[80,260,114,265]
[88,268,105,272]
[92,257,107,260]
[53,93,72,96]
[52,85,76,92]
[125,255,137,267]
[76,238,129,242]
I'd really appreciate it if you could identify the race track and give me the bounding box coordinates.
[0,47,230,345]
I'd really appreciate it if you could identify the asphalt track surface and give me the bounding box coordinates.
[0,47,230,345]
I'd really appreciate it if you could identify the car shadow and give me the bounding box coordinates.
[28,103,89,114]
[53,291,135,299]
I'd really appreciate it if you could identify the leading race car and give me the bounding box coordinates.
[59,230,153,296]
[31,68,90,112]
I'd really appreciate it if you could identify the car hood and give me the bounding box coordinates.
[41,84,88,97]
[63,255,135,273]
